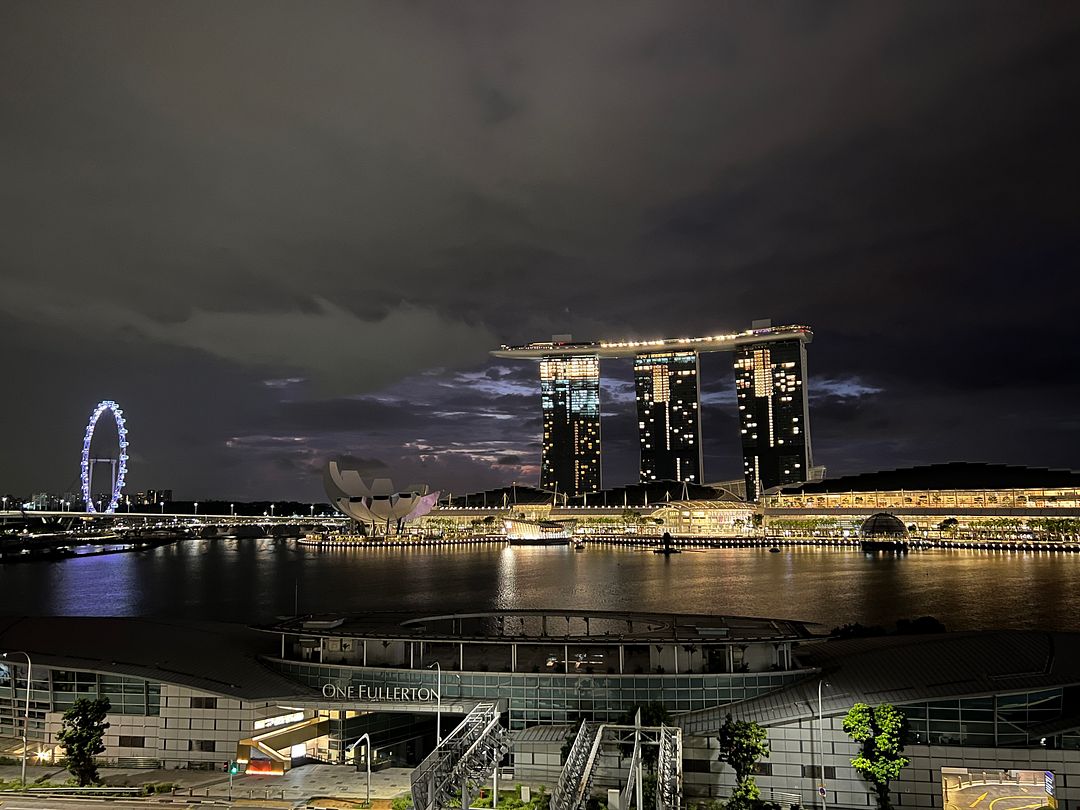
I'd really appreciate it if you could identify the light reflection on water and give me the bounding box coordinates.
[0,541,1076,631]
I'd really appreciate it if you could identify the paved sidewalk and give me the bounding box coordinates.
[0,764,232,790]
[196,764,415,803]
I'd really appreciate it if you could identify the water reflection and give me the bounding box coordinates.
[0,543,1077,631]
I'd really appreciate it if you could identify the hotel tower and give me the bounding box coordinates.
[493,321,814,500]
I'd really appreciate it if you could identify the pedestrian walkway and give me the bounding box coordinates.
[0,763,232,790]
[189,764,415,804]
[2,762,414,804]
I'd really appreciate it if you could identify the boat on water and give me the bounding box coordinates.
[574,540,586,551]
[504,518,575,546]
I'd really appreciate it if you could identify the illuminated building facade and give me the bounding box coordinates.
[11,616,1080,808]
[493,324,814,501]
[762,462,1080,538]
[734,338,813,500]
[540,354,602,497]
[634,351,702,483]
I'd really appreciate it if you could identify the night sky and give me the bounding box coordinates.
[2,3,1079,502]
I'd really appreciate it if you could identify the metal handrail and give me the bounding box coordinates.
[410,701,507,810]
[655,725,682,810]
[620,738,642,810]
[551,721,598,810]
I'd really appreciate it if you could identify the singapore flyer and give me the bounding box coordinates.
[80,400,129,514]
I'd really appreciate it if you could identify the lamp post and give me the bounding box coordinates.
[194,502,199,516]
[427,662,442,746]
[2,651,32,787]
[818,680,829,810]
[351,733,372,806]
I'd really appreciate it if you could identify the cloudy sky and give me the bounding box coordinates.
[2,2,1079,501]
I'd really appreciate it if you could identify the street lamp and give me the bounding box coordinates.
[818,680,829,810]
[194,502,199,516]
[427,662,442,746]
[270,504,276,517]
[2,651,33,787]
[230,503,235,516]
[348,733,372,806]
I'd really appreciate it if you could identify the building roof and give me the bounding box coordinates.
[491,324,813,359]
[513,724,576,744]
[0,616,317,701]
[677,630,1080,734]
[777,462,1080,495]
[258,610,817,645]
[440,481,746,510]
[566,481,743,507]
[859,513,908,537]
[443,485,554,508]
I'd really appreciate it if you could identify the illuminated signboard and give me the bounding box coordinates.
[320,683,436,702]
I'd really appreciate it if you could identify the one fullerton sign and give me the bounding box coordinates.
[321,683,437,702]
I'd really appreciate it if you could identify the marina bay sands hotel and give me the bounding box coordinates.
[492,321,814,501]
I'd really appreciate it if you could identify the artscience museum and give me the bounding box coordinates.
[322,461,440,535]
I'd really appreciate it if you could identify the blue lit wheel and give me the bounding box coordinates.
[80,400,129,514]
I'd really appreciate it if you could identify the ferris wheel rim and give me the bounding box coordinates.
[80,400,129,514]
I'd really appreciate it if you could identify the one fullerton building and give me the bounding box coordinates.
[493,320,815,500]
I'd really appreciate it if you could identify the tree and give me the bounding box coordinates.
[716,714,770,810]
[57,697,111,786]
[842,703,909,810]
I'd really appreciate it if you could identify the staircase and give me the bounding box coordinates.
[550,722,602,810]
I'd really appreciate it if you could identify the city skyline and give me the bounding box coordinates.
[494,322,814,499]
[1,4,1079,500]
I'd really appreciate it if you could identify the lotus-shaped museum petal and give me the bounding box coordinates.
[324,461,439,529]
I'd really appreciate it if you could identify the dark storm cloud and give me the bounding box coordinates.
[2,2,1079,498]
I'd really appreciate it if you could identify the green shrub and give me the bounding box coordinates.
[142,782,178,795]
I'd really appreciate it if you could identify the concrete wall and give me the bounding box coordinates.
[513,717,1080,809]
[691,717,1080,808]
[43,685,291,769]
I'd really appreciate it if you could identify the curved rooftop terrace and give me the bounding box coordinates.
[258,609,817,645]
[491,324,813,359]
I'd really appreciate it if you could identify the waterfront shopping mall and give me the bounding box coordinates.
[5,611,1080,808]
[323,462,1080,546]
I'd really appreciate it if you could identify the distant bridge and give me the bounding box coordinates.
[1,510,348,524]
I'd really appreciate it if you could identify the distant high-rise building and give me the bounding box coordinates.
[494,322,814,502]
[634,351,702,483]
[540,354,602,498]
[734,338,813,500]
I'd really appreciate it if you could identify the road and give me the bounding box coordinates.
[945,781,1051,810]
